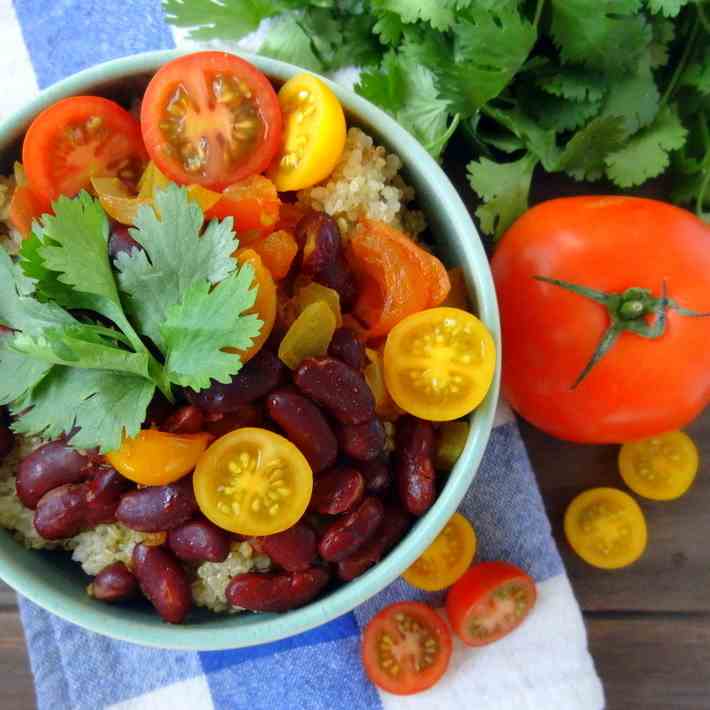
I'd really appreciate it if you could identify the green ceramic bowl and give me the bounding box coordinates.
[0,49,500,650]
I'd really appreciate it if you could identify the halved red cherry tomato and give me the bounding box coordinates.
[362,601,452,695]
[347,219,451,338]
[23,96,147,205]
[205,175,281,244]
[141,52,283,191]
[446,561,537,646]
[107,429,212,486]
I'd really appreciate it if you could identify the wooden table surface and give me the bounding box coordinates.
[2,408,709,708]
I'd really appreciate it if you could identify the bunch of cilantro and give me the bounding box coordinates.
[0,185,261,452]
[164,0,710,236]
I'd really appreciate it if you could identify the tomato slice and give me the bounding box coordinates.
[141,52,283,191]
[618,431,699,501]
[23,96,147,205]
[362,601,452,695]
[205,175,281,244]
[230,249,277,363]
[193,427,313,535]
[107,429,212,486]
[347,220,450,338]
[564,487,647,569]
[384,307,496,421]
[8,184,48,237]
[446,561,537,647]
[402,513,476,591]
[268,73,346,191]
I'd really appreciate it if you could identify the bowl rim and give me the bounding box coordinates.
[0,48,501,650]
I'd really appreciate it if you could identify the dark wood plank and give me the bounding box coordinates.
[523,410,710,613]
[0,607,35,710]
[586,614,710,710]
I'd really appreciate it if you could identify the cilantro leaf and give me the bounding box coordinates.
[356,52,406,114]
[162,0,300,40]
[372,0,455,31]
[260,14,323,71]
[0,339,52,406]
[373,11,404,45]
[467,153,538,239]
[559,115,627,180]
[550,0,651,74]
[537,67,608,103]
[11,368,154,454]
[605,105,687,186]
[526,92,603,132]
[115,184,238,352]
[0,248,75,336]
[646,0,688,17]
[649,15,675,68]
[31,192,122,320]
[162,267,262,390]
[682,48,710,95]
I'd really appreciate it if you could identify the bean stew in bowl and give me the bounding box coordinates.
[0,50,499,649]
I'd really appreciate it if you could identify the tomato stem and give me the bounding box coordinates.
[534,276,710,388]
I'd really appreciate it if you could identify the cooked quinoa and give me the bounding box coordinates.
[192,541,271,613]
[297,127,426,239]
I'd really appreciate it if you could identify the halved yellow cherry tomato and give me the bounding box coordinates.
[267,73,346,191]
[564,487,647,569]
[193,428,313,535]
[384,307,496,422]
[107,429,212,486]
[402,512,476,591]
[619,431,699,501]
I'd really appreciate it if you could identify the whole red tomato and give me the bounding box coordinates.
[491,196,710,443]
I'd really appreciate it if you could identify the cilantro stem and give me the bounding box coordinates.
[659,13,700,108]
[532,0,545,29]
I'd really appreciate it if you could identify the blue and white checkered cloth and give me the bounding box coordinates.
[3,2,604,708]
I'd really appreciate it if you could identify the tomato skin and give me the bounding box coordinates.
[446,561,536,647]
[141,52,283,191]
[23,96,147,205]
[362,601,452,695]
[9,185,49,236]
[492,197,710,444]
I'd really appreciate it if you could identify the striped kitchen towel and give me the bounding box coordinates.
[4,2,604,708]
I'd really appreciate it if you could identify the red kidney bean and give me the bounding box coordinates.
[294,357,375,425]
[328,328,366,371]
[362,457,391,495]
[17,440,91,509]
[132,544,192,624]
[116,477,198,532]
[167,518,230,563]
[309,467,365,515]
[396,417,436,516]
[318,497,384,562]
[297,213,356,308]
[185,349,284,413]
[84,465,133,527]
[33,483,87,540]
[336,507,411,581]
[226,568,330,612]
[337,418,385,461]
[204,404,264,438]
[88,562,139,602]
[109,224,142,260]
[161,405,204,434]
[144,393,174,428]
[255,523,317,572]
[266,389,337,474]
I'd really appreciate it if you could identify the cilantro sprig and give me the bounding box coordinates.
[0,185,262,452]
[163,0,710,233]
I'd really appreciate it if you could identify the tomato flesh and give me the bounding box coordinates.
[193,427,313,536]
[23,96,147,205]
[362,601,452,695]
[564,487,647,569]
[107,429,211,486]
[402,512,476,591]
[618,431,699,501]
[141,52,283,191]
[446,561,537,646]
